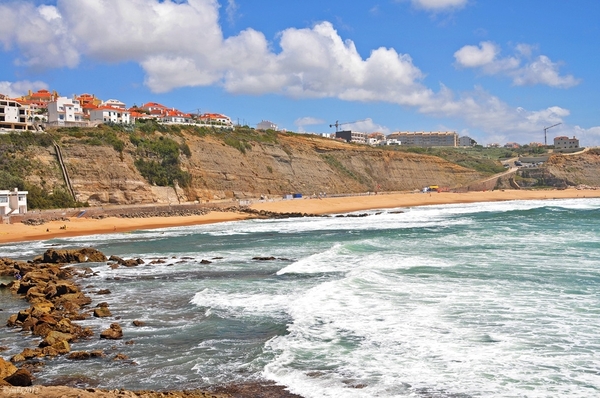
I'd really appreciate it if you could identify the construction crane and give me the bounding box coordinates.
[329,119,366,132]
[544,123,562,146]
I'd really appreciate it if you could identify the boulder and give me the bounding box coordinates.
[42,249,86,264]
[39,331,73,347]
[4,368,32,386]
[67,351,91,360]
[79,248,108,262]
[100,323,123,340]
[0,357,17,379]
[93,307,112,317]
[132,320,145,327]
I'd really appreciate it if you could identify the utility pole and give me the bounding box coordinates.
[544,123,562,146]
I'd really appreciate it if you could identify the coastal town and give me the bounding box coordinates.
[0,89,581,150]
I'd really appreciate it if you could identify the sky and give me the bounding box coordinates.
[0,0,599,146]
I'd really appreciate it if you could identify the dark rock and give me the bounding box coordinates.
[252,256,277,261]
[96,289,111,295]
[132,320,145,327]
[200,259,212,264]
[4,368,32,386]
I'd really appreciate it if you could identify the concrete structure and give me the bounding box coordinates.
[0,188,28,215]
[0,96,35,131]
[47,97,85,126]
[554,136,580,150]
[459,135,476,147]
[257,120,278,130]
[89,106,131,124]
[336,130,368,144]
[100,99,126,109]
[387,131,458,147]
[379,138,402,146]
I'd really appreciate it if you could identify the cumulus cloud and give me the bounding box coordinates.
[0,0,589,143]
[454,41,580,88]
[0,80,48,98]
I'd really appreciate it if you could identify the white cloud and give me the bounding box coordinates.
[226,0,239,25]
[411,0,468,11]
[0,0,592,144]
[454,41,580,88]
[0,80,48,98]
[295,117,325,127]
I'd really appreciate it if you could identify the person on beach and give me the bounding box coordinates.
[14,271,21,280]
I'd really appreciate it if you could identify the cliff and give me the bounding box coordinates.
[11,127,598,207]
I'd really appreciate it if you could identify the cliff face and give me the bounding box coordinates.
[47,132,483,205]
[17,131,600,207]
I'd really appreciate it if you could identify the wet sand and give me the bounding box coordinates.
[1,189,599,245]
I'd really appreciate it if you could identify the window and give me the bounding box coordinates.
[0,197,7,203]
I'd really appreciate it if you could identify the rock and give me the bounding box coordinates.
[96,289,111,295]
[4,368,32,386]
[50,340,70,355]
[200,259,212,264]
[67,351,92,360]
[252,256,276,261]
[90,350,104,358]
[132,320,145,327]
[93,307,112,317]
[79,248,108,262]
[39,331,73,347]
[100,323,123,340]
[108,255,124,263]
[0,357,17,379]
[113,353,129,361]
[42,249,86,264]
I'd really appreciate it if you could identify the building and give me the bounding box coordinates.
[554,136,580,150]
[335,130,368,144]
[89,106,131,124]
[387,131,458,147]
[458,136,476,147]
[199,113,233,126]
[100,99,126,109]
[47,97,85,126]
[257,120,278,130]
[379,138,401,146]
[504,142,521,149]
[0,95,35,131]
[162,109,192,124]
[0,188,28,215]
[17,89,59,104]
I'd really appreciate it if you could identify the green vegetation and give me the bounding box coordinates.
[321,154,366,183]
[218,126,279,154]
[129,134,191,187]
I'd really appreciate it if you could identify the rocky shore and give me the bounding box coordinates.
[0,248,303,398]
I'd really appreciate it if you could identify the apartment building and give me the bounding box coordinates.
[387,131,458,147]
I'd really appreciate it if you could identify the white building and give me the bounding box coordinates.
[0,96,35,131]
[257,120,278,130]
[47,97,85,126]
[100,99,126,109]
[379,138,402,146]
[89,106,131,124]
[0,188,28,215]
[387,131,458,147]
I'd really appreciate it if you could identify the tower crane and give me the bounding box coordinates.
[544,123,562,146]
[329,119,366,132]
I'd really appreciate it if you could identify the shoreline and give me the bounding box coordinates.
[1,189,599,245]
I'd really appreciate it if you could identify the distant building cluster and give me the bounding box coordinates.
[334,130,464,147]
[0,89,235,132]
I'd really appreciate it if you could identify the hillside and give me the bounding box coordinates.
[2,125,597,208]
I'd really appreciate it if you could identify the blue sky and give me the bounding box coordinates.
[1,0,599,145]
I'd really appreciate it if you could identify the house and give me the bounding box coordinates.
[47,97,85,126]
[379,138,401,146]
[0,95,36,131]
[257,120,278,130]
[0,188,28,215]
[100,99,126,109]
[554,136,580,150]
[504,142,521,149]
[199,113,233,126]
[89,105,131,124]
[17,89,59,104]
[162,109,192,124]
[387,131,458,147]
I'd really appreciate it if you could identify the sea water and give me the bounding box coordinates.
[1,198,600,397]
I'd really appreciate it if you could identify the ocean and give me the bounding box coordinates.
[1,198,600,397]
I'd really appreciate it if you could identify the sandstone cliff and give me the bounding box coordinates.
[51,130,484,205]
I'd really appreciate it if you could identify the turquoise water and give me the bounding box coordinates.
[1,198,600,397]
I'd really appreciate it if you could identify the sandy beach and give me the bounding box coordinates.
[1,189,599,245]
